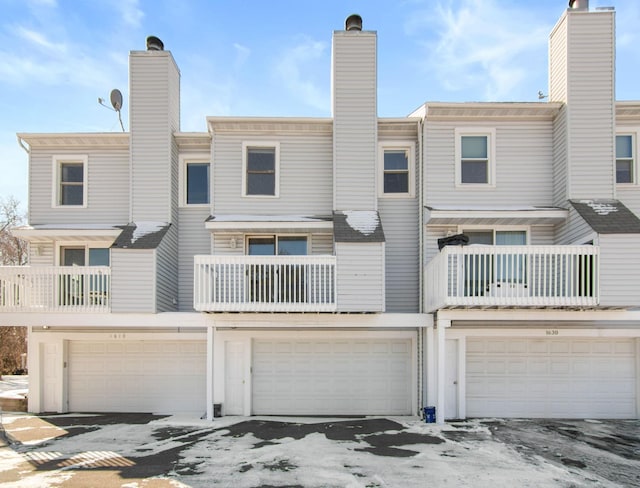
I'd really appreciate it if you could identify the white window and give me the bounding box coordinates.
[180,154,210,206]
[52,155,88,207]
[242,142,280,197]
[616,134,636,184]
[378,142,415,197]
[455,129,496,187]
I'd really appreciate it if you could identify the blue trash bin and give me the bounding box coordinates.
[423,406,436,423]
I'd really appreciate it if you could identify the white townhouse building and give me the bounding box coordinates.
[1,0,639,423]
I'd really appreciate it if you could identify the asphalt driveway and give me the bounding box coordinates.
[0,412,639,487]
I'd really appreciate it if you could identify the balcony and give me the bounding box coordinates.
[0,266,111,312]
[425,245,599,311]
[194,255,337,312]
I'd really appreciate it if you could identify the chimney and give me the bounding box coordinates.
[332,15,378,210]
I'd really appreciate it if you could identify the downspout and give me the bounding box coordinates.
[418,118,424,314]
[17,135,30,155]
[17,135,31,224]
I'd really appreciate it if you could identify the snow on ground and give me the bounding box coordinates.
[1,413,637,487]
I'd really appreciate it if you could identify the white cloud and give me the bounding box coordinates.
[408,0,550,100]
[14,26,67,54]
[233,43,251,69]
[110,0,144,28]
[273,37,328,111]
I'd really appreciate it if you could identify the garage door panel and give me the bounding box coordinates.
[69,340,206,414]
[252,338,412,415]
[467,338,637,419]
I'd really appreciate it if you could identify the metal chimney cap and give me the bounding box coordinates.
[345,14,363,31]
[569,0,589,9]
[146,35,164,51]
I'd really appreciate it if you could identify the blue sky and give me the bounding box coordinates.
[1,0,639,212]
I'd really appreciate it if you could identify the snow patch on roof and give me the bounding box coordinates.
[579,200,619,216]
[131,222,167,244]
[343,211,379,235]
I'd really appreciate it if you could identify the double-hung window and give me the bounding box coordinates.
[180,155,210,206]
[379,143,415,197]
[455,129,495,186]
[243,142,280,197]
[616,134,635,184]
[53,155,88,207]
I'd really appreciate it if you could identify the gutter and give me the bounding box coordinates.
[17,135,29,154]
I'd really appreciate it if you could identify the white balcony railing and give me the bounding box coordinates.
[194,255,337,312]
[0,266,111,312]
[425,245,599,311]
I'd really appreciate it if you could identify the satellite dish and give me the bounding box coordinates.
[110,89,123,111]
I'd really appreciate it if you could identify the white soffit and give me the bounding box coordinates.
[205,215,333,232]
[424,206,568,226]
[12,224,123,243]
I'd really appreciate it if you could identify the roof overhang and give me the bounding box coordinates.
[411,102,563,120]
[17,133,129,149]
[207,117,333,134]
[12,224,124,243]
[424,206,568,226]
[205,215,333,233]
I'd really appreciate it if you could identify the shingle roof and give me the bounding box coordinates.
[569,199,640,234]
[333,211,385,243]
[111,222,171,249]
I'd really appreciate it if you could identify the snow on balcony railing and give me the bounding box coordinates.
[425,245,599,311]
[0,266,111,312]
[194,255,337,312]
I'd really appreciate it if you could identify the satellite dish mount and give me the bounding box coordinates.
[98,88,125,132]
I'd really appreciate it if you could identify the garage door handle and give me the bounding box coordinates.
[453,381,457,385]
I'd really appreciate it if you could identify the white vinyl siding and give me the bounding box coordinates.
[379,200,419,312]
[466,338,637,419]
[332,31,377,210]
[252,338,412,415]
[30,149,129,224]
[549,10,616,201]
[110,249,155,313]
[156,225,178,312]
[212,132,333,215]
[336,242,385,312]
[178,208,212,311]
[555,206,594,245]
[129,51,180,222]
[598,234,640,308]
[68,340,206,414]
[552,106,569,206]
[425,121,554,206]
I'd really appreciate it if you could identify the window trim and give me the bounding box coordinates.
[454,128,496,188]
[179,153,211,207]
[245,234,309,255]
[378,142,415,198]
[456,225,530,244]
[615,131,638,185]
[52,155,88,208]
[55,242,111,266]
[241,141,280,198]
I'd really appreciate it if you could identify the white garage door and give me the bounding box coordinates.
[69,341,206,414]
[252,338,413,415]
[467,338,637,419]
